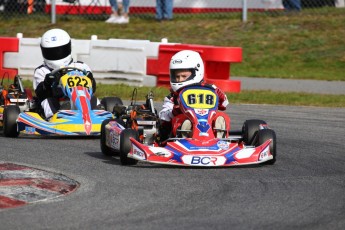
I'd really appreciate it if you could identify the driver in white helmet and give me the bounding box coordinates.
[158,50,229,143]
[33,28,96,119]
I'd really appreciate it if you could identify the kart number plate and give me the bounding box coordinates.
[181,89,217,109]
[60,75,92,89]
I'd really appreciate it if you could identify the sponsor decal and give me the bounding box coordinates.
[195,109,209,116]
[9,98,27,103]
[172,59,182,64]
[132,146,146,160]
[259,146,270,161]
[217,141,229,150]
[182,155,226,166]
[25,126,35,134]
[196,119,210,134]
[110,131,120,150]
[136,120,156,125]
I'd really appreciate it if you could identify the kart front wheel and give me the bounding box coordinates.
[3,105,20,137]
[242,119,267,145]
[120,129,139,165]
[100,119,117,156]
[257,129,277,165]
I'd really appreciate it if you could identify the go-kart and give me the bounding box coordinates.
[0,74,32,129]
[101,84,277,167]
[2,67,116,137]
[100,88,159,165]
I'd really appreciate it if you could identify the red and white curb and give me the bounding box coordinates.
[0,162,79,209]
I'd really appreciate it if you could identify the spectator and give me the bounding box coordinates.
[106,0,130,24]
[156,0,174,21]
[283,0,301,11]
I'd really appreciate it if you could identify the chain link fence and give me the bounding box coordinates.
[0,0,344,22]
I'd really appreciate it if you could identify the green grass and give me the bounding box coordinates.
[2,9,345,107]
[19,80,345,108]
[1,8,344,81]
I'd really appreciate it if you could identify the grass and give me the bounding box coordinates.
[2,8,345,107]
[1,8,344,81]
[18,80,345,108]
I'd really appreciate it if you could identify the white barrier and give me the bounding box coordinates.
[3,35,174,87]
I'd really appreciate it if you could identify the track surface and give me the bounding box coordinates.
[0,104,344,230]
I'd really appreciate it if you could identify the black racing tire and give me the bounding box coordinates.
[100,97,123,113]
[242,119,267,145]
[257,129,277,165]
[3,105,20,138]
[120,129,139,165]
[100,118,117,156]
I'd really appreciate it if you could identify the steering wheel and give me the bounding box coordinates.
[176,82,215,94]
[49,67,86,86]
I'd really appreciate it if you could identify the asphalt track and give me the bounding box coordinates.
[232,77,345,95]
[0,102,344,230]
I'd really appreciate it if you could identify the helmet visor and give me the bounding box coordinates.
[41,41,71,61]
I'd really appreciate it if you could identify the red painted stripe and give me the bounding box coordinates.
[0,178,79,194]
[0,163,29,171]
[0,195,27,209]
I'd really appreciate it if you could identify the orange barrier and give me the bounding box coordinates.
[147,44,242,93]
[0,37,19,80]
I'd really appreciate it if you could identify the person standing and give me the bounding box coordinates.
[106,0,130,24]
[156,0,173,21]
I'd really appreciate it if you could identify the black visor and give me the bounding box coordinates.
[41,41,71,61]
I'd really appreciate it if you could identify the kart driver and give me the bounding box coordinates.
[158,50,229,143]
[33,28,97,120]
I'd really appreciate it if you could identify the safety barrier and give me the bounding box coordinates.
[1,35,158,87]
[0,37,19,80]
[0,36,242,92]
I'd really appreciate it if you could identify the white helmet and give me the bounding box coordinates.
[40,28,72,70]
[169,50,204,92]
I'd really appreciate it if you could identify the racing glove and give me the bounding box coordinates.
[43,73,55,89]
[172,105,182,116]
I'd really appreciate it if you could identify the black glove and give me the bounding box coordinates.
[43,73,56,89]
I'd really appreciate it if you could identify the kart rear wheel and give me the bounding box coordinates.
[120,129,139,165]
[3,105,20,137]
[101,97,123,113]
[242,119,267,145]
[100,119,117,156]
[257,129,277,165]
